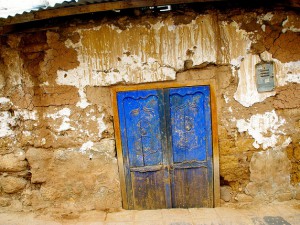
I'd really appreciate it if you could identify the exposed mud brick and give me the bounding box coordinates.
[294,145,300,161]
[177,68,216,81]
[0,74,5,92]
[245,182,258,197]
[295,187,300,200]
[35,149,121,210]
[219,139,236,155]
[0,197,11,207]
[24,190,50,210]
[32,105,110,148]
[0,138,14,151]
[220,154,250,184]
[93,139,116,157]
[33,128,78,149]
[286,142,299,186]
[22,53,44,79]
[37,31,79,85]
[22,43,49,53]
[86,86,112,112]
[234,12,300,63]
[0,176,27,194]
[7,35,21,49]
[276,192,292,202]
[0,153,28,172]
[20,32,47,46]
[270,32,300,63]
[235,138,255,151]
[33,86,79,107]
[10,87,34,110]
[274,84,300,109]
[26,148,53,183]
[247,150,291,198]
[282,14,300,31]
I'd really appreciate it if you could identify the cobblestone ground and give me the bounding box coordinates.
[0,201,299,225]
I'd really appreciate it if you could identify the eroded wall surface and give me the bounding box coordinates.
[0,8,299,214]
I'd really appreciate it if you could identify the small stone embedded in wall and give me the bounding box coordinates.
[0,176,27,194]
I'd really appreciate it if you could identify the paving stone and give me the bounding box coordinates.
[135,221,164,225]
[134,209,162,221]
[193,218,223,225]
[167,222,193,225]
[272,205,300,218]
[188,208,218,219]
[105,210,134,222]
[75,223,104,225]
[255,206,281,217]
[252,217,266,225]
[263,216,291,225]
[104,222,133,225]
[214,207,244,218]
[220,216,254,225]
[284,214,300,225]
[162,208,191,222]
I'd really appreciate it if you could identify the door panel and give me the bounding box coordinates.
[117,89,170,209]
[131,170,167,209]
[172,167,211,208]
[122,92,163,167]
[117,86,213,209]
[169,86,213,208]
[169,87,207,162]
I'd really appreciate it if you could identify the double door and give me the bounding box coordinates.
[117,86,213,209]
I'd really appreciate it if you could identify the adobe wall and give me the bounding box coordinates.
[0,7,299,216]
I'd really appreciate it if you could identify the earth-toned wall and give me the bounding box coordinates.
[0,6,299,216]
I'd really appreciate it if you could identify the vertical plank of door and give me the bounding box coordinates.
[210,82,220,207]
[168,86,213,208]
[111,88,129,209]
[172,167,211,207]
[132,170,167,209]
[163,89,173,208]
[116,92,134,209]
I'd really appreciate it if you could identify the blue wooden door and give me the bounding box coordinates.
[117,86,213,209]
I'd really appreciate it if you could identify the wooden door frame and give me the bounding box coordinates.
[111,80,220,209]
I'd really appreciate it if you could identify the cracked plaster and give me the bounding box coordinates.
[236,110,290,149]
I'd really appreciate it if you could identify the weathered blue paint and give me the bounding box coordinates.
[169,86,213,208]
[122,90,163,167]
[117,89,170,209]
[117,86,213,209]
[169,86,210,162]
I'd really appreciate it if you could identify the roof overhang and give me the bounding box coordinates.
[0,0,299,35]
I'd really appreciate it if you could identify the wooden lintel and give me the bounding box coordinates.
[0,0,224,27]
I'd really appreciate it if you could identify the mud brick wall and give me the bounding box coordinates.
[0,7,299,215]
